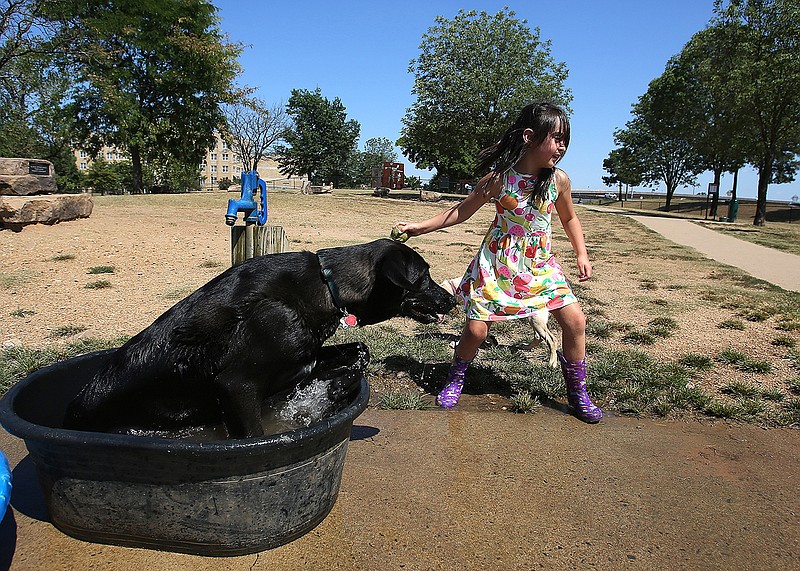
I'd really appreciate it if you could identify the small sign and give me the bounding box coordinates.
[28,161,50,176]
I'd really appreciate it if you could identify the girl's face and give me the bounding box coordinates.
[523,118,567,170]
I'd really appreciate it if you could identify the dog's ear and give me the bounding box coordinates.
[381,245,428,291]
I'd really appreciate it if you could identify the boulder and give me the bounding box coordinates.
[0,193,93,231]
[0,158,56,195]
[419,191,442,202]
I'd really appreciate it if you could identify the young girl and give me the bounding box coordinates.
[396,102,602,423]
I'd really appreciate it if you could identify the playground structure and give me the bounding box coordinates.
[372,162,404,197]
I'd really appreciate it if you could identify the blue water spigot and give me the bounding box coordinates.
[225,170,268,226]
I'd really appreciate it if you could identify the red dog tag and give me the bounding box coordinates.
[340,313,358,328]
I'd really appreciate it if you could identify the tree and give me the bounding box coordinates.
[404,175,423,190]
[674,25,747,205]
[712,0,800,225]
[221,96,289,175]
[0,1,83,191]
[59,0,242,193]
[276,88,360,187]
[353,137,397,187]
[84,156,121,195]
[398,8,571,182]
[612,66,706,211]
[602,147,644,200]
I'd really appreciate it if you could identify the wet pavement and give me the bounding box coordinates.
[2,406,798,570]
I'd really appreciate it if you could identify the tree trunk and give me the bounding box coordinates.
[664,186,674,211]
[754,158,771,226]
[130,145,144,194]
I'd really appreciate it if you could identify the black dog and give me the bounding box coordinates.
[64,239,456,438]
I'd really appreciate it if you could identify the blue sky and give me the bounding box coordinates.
[214,0,797,202]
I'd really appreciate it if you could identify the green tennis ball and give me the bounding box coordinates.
[390,226,409,242]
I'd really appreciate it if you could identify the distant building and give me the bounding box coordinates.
[73,132,305,191]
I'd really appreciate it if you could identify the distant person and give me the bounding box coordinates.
[395,102,601,423]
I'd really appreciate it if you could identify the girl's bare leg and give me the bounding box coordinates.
[455,318,491,360]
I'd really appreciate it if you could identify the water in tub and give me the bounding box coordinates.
[146,378,338,441]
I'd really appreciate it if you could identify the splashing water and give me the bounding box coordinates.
[275,378,334,429]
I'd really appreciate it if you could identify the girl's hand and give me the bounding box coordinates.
[576,254,592,282]
[393,222,421,238]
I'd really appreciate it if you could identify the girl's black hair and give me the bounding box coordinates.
[475,102,570,201]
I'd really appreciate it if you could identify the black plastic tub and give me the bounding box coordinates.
[0,349,369,556]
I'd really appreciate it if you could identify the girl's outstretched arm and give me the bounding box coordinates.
[396,173,501,237]
[553,169,592,282]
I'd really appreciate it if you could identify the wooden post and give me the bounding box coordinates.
[231,225,290,266]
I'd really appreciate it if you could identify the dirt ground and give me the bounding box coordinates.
[1,189,799,569]
[2,189,798,400]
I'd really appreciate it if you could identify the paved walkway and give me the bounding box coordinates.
[583,205,800,292]
[2,409,798,570]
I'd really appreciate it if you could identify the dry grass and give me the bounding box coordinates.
[1,188,798,424]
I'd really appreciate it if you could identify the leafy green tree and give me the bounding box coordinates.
[398,8,571,182]
[276,88,360,187]
[612,66,706,211]
[353,137,397,186]
[59,0,242,194]
[0,2,82,192]
[404,175,423,190]
[602,147,644,200]
[84,157,121,195]
[674,25,747,204]
[712,0,800,225]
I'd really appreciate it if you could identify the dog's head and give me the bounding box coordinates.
[376,240,457,324]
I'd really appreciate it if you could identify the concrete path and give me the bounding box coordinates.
[2,408,798,570]
[583,206,800,292]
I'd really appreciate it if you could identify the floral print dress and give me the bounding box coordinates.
[456,168,577,321]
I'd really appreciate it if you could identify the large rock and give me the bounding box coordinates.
[0,193,93,231]
[0,158,56,195]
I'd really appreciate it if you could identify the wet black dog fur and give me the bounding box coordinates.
[63,239,456,438]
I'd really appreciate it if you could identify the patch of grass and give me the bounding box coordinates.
[51,253,76,261]
[788,349,800,370]
[721,381,761,399]
[510,391,540,414]
[719,318,746,330]
[647,317,678,338]
[678,353,714,371]
[777,319,800,332]
[621,330,656,345]
[738,308,773,322]
[377,390,433,410]
[639,279,658,290]
[49,325,87,338]
[199,259,224,269]
[87,265,115,274]
[163,287,195,301]
[587,320,614,339]
[715,349,773,374]
[85,280,112,289]
[10,308,36,318]
[0,271,31,290]
[0,336,129,395]
[650,298,669,307]
[771,335,796,348]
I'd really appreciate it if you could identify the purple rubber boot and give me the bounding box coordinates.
[558,351,603,423]
[437,356,470,408]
